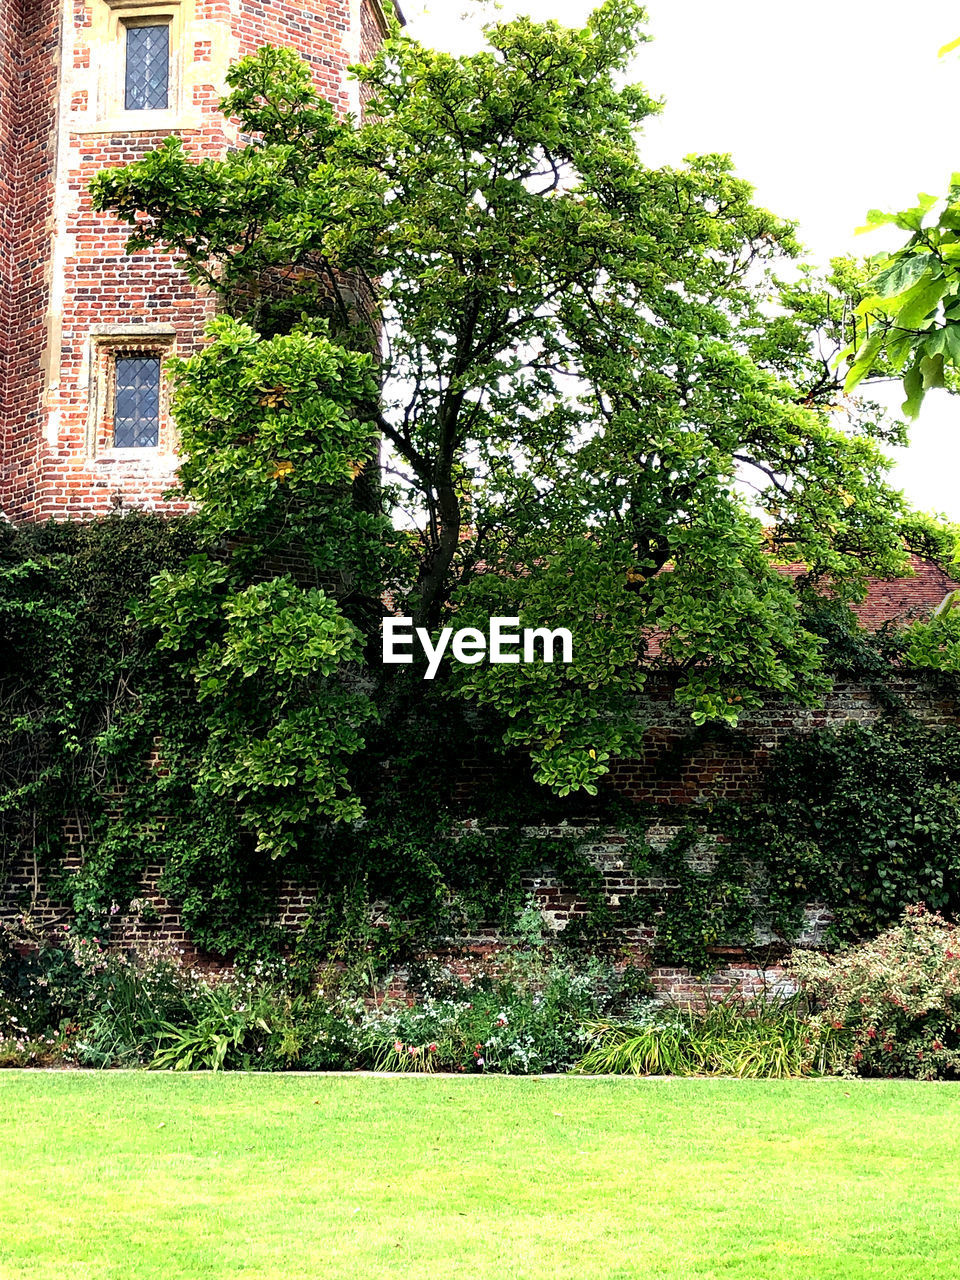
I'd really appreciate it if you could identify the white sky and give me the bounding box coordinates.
[400,0,960,520]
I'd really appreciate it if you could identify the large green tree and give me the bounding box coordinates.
[92,2,940,816]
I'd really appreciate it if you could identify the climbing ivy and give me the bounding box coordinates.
[0,516,614,962]
[4,514,960,971]
[717,718,960,943]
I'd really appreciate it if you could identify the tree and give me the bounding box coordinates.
[92,2,939,816]
[840,184,960,417]
[839,38,960,417]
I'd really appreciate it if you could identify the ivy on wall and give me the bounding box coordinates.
[0,515,619,962]
[718,718,960,943]
[4,513,960,972]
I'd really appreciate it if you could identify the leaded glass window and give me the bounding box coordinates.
[125,24,170,112]
[114,355,161,448]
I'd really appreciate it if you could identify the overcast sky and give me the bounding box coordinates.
[399,0,960,520]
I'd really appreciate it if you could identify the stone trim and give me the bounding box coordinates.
[102,0,183,119]
[85,326,179,460]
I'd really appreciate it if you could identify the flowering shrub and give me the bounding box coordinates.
[0,925,656,1074]
[791,905,960,1080]
[13,914,960,1081]
[0,927,216,1067]
[358,981,588,1076]
[0,1031,68,1068]
[262,954,656,1075]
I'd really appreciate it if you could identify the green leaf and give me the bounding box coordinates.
[945,325,960,363]
[893,274,947,330]
[922,326,960,363]
[902,360,925,418]
[843,332,883,393]
[855,209,899,235]
[892,196,939,232]
[923,329,950,357]
[885,328,918,373]
[920,352,946,390]
[869,254,937,299]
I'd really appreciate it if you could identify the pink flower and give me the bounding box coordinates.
[428,1043,438,1053]
[393,1040,403,1053]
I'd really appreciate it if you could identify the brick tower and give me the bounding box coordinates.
[0,0,397,522]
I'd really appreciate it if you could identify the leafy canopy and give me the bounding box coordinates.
[840,38,960,416]
[841,183,960,417]
[91,3,937,806]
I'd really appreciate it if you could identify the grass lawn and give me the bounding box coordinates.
[1,1075,959,1279]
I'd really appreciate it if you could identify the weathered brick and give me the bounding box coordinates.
[1,0,394,521]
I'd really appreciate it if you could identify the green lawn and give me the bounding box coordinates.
[1,1075,958,1279]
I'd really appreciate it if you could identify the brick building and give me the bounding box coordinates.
[0,0,399,522]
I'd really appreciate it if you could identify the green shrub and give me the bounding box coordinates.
[1,926,214,1067]
[150,981,272,1072]
[256,989,366,1071]
[574,993,814,1078]
[259,952,655,1076]
[1,926,657,1074]
[721,720,960,942]
[791,904,960,1080]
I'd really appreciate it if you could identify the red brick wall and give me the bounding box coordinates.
[2,675,955,998]
[1,0,384,522]
[359,0,387,63]
[0,0,61,522]
[600,675,960,807]
[0,1,22,435]
[0,828,817,1003]
[235,0,351,114]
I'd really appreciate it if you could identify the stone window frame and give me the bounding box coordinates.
[87,326,178,461]
[97,0,185,128]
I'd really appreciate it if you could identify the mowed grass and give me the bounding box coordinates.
[1,1075,959,1280]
